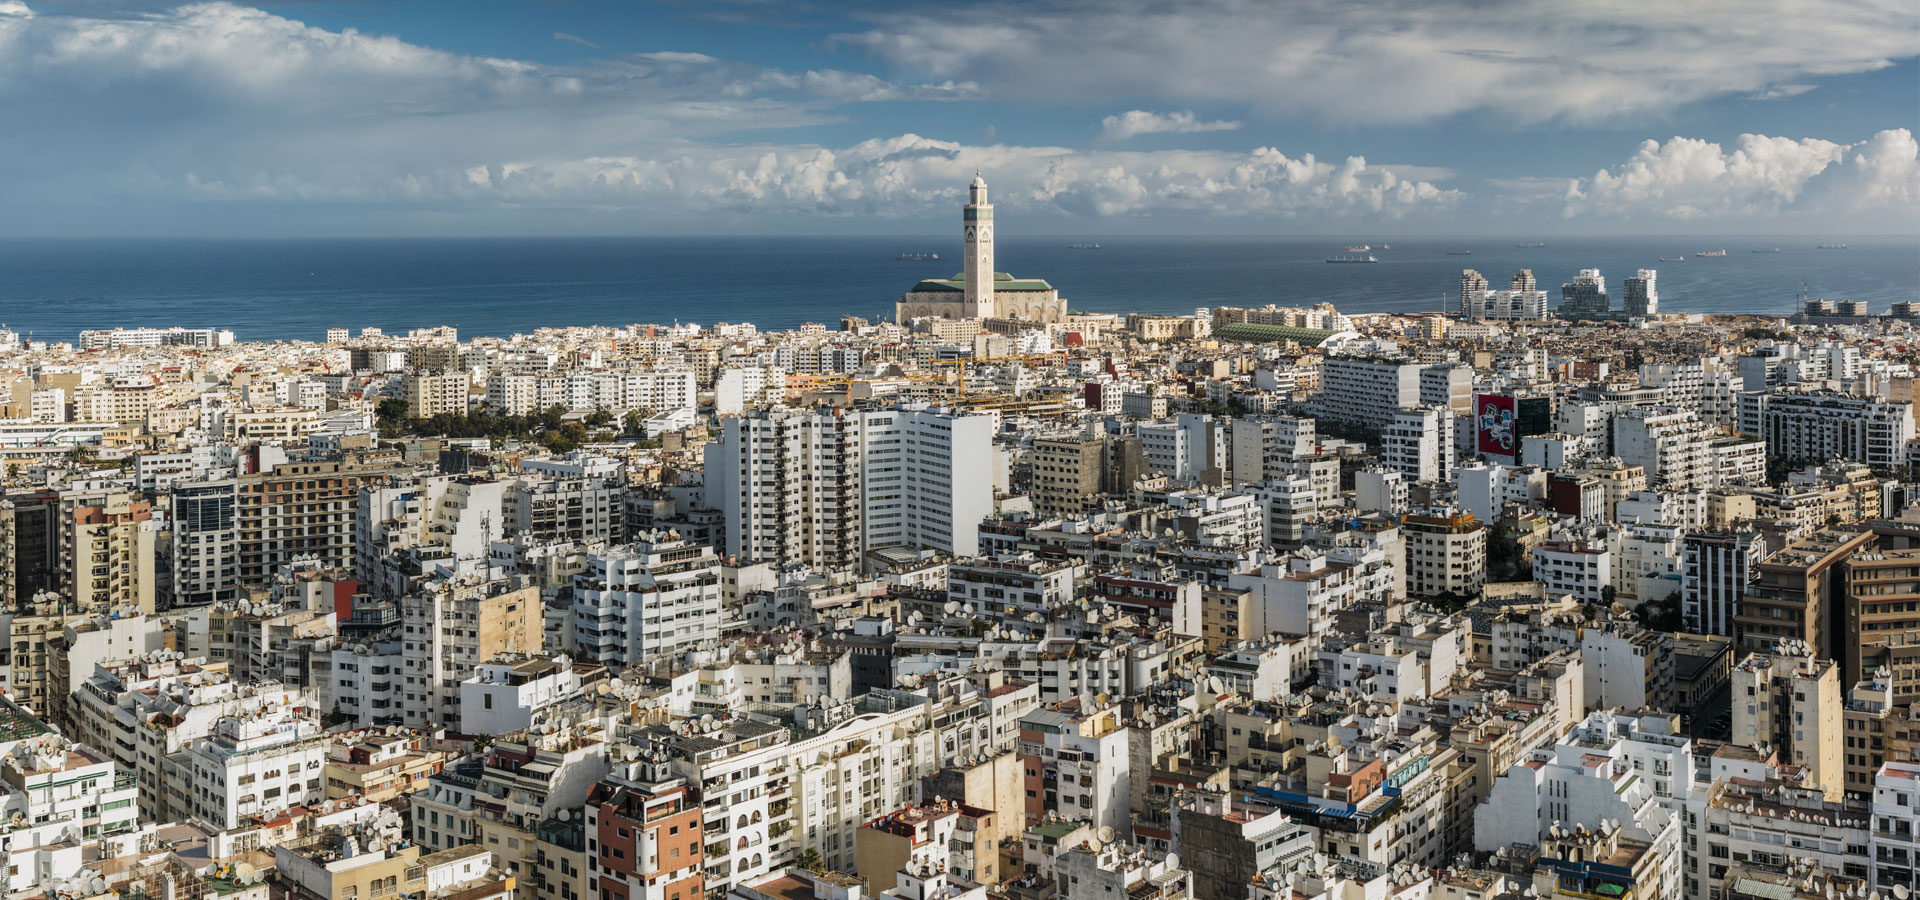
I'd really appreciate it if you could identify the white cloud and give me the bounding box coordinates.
[1559,129,1919,219]
[1099,110,1242,142]
[835,0,1918,124]
[178,134,1462,222]
[553,32,600,51]
[0,2,1459,231]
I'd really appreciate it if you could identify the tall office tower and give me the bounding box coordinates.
[1559,268,1610,319]
[1509,269,1537,292]
[1624,269,1659,317]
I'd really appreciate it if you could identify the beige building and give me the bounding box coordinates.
[1402,509,1487,599]
[402,370,472,418]
[1730,648,1843,800]
[1030,437,1105,519]
[68,493,156,613]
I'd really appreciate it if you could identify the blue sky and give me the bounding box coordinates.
[4,0,1917,236]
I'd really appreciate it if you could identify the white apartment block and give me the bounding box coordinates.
[1383,406,1453,484]
[573,534,723,667]
[176,709,328,829]
[1317,356,1424,429]
[706,404,996,568]
[1741,390,1915,468]
[1532,542,1612,604]
[1614,408,1713,490]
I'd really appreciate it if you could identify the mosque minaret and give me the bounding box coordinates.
[895,173,1067,325]
[962,170,995,318]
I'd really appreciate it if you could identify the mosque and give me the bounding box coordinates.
[895,174,1069,324]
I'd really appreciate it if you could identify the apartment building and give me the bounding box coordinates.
[1401,509,1487,599]
[1741,390,1915,468]
[1382,406,1453,484]
[573,534,722,667]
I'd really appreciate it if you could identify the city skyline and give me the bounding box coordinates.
[0,0,1915,237]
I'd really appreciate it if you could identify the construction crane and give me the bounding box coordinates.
[927,351,1070,397]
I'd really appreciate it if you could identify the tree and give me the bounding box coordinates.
[622,409,650,437]
[795,848,825,873]
[585,407,614,430]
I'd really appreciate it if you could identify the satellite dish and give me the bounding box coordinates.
[1165,852,1180,870]
[1097,825,1116,844]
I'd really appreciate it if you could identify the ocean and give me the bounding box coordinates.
[0,235,1914,342]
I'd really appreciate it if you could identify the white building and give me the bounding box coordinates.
[707,404,999,568]
[458,654,586,735]
[178,709,328,829]
[1742,390,1915,468]
[1383,406,1453,484]
[573,533,722,667]
[1614,408,1713,491]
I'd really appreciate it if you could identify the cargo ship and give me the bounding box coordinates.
[1659,256,1684,262]
[1445,251,1472,256]
[1751,248,1781,253]
[1326,254,1379,264]
[1068,243,1102,250]
[1817,243,1847,250]
[1695,249,1727,258]
[894,252,940,261]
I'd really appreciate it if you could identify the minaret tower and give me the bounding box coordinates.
[963,170,995,318]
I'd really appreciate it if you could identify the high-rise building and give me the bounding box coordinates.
[1462,269,1548,321]
[1623,269,1658,317]
[1737,529,1874,660]
[69,492,157,613]
[1459,269,1488,317]
[1681,529,1764,637]
[706,404,997,567]
[402,370,471,417]
[1730,648,1844,799]
[1558,268,1610,319]
[1383,406,1454,484]
[1613,408,1713,490]
[171,478,239,608]
[1402,509,1487,599]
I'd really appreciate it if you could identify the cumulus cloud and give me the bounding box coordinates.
[0,1,1457,231]
[177,134,1462,222]
[1099,110,1242,142]
[1559,129,1920,219]
[834,0,1918,124]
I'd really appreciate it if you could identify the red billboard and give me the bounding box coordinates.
[1475,393,1518,457]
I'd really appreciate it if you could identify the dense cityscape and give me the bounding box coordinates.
[0,177,1908,900]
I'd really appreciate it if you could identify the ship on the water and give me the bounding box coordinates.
[894,251,940,261]
[1068,243,1102,250]
[1659,256,1685,262]
[1751,248,1782,253]
[1445,251,1472,256]
[1818,243,1847,249]
[1326,254,1378,264]
[1515,241,1546,248]
[1344,244,1371,253]
[1695,249,1727,258]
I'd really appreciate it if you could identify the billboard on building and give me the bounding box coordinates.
[1476,393,1518,457]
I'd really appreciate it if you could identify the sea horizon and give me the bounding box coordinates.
[3,234,1914,342]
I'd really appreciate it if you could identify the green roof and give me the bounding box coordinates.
[909,272,1055,293]
[1212,322,1340,346]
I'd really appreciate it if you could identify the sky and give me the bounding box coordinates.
[1,0,1917,237]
